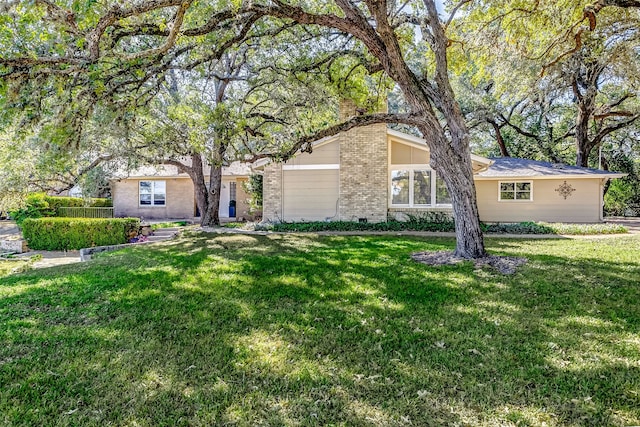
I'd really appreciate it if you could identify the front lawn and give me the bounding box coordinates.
[1,234,639,426]
[0,259,32,278]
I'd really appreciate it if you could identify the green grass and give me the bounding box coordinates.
[1,234,639,426]
[220,222,250,229]
[0,259,33,278]
[150,221,189,230]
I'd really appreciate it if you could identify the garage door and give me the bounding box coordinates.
[283,169,339,221]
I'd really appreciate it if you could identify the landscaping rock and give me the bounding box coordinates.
[0,238,28,254]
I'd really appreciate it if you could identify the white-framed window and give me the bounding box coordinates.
[390,168,451,207]
[139,180,166,206]
[499,181,533,201]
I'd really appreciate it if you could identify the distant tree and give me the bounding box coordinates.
[454,0,640,167]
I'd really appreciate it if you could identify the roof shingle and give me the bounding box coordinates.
[477,157,624,178]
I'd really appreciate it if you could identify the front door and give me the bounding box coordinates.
[219,180,231,218]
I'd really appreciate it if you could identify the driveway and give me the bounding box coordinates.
[605,217,640,234]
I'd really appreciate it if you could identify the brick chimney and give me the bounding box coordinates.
[338,98,358,121]
[336,97,389,223]
[338,98,388,121]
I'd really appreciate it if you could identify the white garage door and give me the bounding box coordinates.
[283,169,339,221]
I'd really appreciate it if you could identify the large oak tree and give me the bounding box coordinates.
[0,0,494,258]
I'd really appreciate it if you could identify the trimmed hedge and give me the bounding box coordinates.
[10,194,113,224]
[45,196,113,210]
[21,217,140,250]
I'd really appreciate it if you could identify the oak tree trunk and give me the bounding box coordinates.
[576,101,594,167]
[428,136,487,259]
[189,153,222,227]
[202,163,223,227]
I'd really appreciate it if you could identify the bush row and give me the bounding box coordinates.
[21,218,140,250]
[10,194,112,224]
[261,220,627,235]
[45,196,112,210]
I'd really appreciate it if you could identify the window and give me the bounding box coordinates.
[499,181,532,201]
[229,182,237,202]
[139,181,166,206]
[413,170,431,205]
[391,170,410,204]
[390,169,450,207]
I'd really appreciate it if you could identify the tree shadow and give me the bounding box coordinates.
[0,233,638,425]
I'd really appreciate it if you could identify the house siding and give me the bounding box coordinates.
[235,178,252,221]
[112,178,195,219]
[476,178,603,223]
[390,141,430,165]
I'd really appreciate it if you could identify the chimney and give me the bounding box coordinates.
[338,98,358,122]
[338,97,388,122]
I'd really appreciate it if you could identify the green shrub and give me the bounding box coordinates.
[481,221,555,234]
[45,196,113,211]
[21,217,140,250]
[10,194,113,224]
[10,193,55,225]
[87,198,113,208]
[261,219,627,235]
[264,218,456,233]
[44,196,85,210]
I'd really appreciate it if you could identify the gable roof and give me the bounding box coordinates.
[111,160,251,180]
[476,157,627,180]
[252,128,493,169]
[386,129,492,166]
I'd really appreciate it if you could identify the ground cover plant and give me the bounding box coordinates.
[260,220,628,235]
[0,234,639,426]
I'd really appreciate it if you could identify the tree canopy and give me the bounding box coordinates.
[2,0,640,255]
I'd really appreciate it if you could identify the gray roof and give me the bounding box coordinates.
[112,160,252,179]
[477,157,625,178]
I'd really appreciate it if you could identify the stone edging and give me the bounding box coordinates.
[79,241,154,261]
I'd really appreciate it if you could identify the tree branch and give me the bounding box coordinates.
[246,112,421,162]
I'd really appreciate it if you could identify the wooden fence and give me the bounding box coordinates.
[57,207,115,218]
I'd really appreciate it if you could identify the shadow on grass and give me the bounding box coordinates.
[0,233,638,426]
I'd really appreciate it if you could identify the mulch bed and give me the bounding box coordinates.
[411,251,528,275]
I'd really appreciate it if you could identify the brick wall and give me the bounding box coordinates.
[112,178,195,220]
[260,99,389,223]
[235,177,259,221]
[338,123,388,222]
[262,163,283,222]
